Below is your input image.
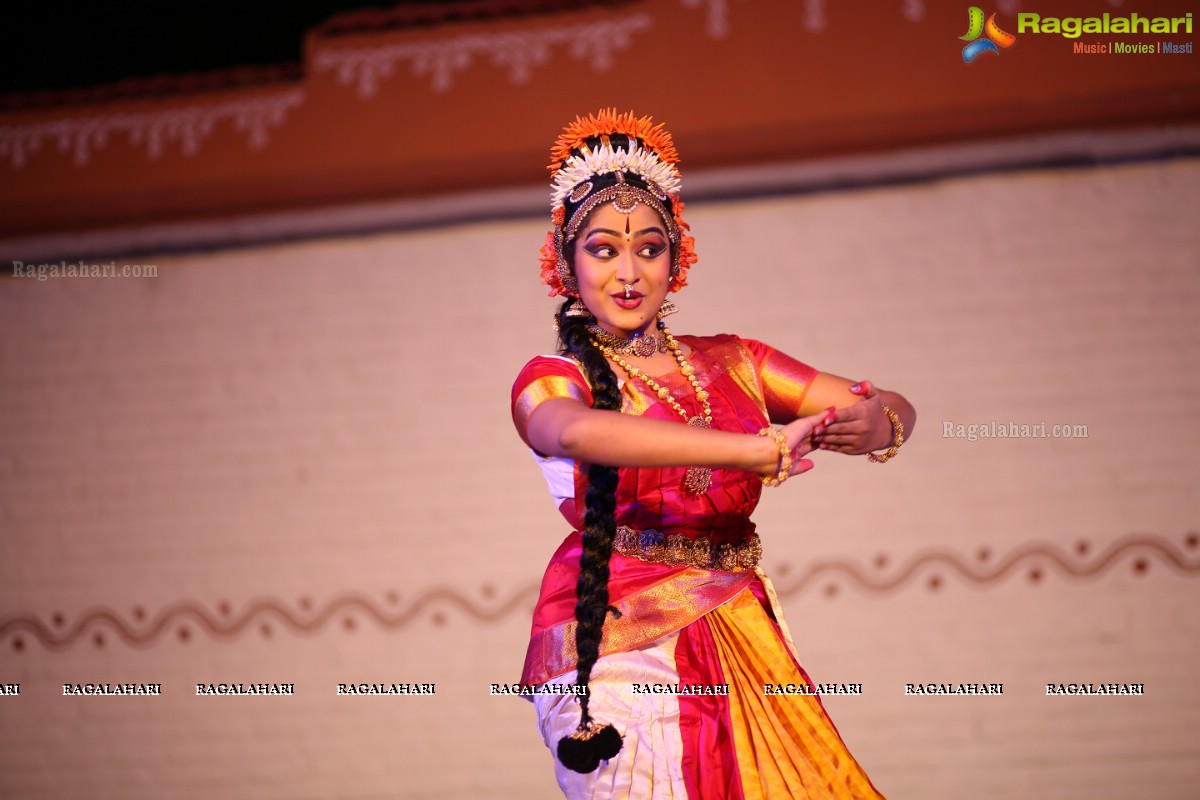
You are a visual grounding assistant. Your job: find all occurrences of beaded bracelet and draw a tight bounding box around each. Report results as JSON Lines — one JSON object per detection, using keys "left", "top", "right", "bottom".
{"left": 757, "top": 427, "right": 792, "bottom": 487}
{"left": 867, "top": 404, "right": 905, "bottom": 463}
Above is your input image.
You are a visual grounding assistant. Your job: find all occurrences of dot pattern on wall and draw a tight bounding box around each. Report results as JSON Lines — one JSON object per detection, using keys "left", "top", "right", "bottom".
{"left": 1, "top": 532, "right": 1195, "bottom": 652}
{"left": 774, "top": 532, "right": 1199, "bottom": 598}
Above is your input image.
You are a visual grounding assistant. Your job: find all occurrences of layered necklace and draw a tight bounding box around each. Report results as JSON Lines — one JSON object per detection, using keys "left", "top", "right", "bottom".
{"left": 586, "top": 321, "right": 667, "bottom": 358}
{"left": 592, "top": 323, "right": 713, "bottom": 495}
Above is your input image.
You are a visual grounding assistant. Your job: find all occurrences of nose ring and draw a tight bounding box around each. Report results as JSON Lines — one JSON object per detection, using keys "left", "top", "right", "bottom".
{"left": 624, "top": 283, "right": 633, "bottom": 298}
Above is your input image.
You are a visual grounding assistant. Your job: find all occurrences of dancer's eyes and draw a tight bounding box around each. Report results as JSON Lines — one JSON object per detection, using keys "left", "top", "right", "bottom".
{"left": 584, "top": 243, "right": 617, "bottom": 258}
{"left": 637, "top": 240, "right": 666, "bottom": 258}
{"left": 583, "top": 238, "right": 666, "bottom": 259}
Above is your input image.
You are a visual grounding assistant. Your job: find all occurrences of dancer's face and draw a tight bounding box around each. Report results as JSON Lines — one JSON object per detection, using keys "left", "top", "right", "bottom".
{"left": 572, "top": 203, "right": 672, "bottom": 338}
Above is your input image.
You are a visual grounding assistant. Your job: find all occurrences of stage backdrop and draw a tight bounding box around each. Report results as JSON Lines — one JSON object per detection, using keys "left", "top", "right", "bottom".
{"left": 2, "top": 152, "right": 1198, "bottom": 798}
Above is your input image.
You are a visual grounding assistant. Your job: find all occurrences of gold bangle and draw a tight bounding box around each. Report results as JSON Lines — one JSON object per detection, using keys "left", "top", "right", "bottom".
{"left": 757, "top": 427, "right": 792, "bottom": 487}
{"left": 867, "top": 404, "right": 905, "bottom": 463}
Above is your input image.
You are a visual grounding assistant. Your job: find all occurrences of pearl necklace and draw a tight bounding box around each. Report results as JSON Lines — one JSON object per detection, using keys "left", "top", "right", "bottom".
{"left": 593, "top": 325, "right": 713, "bottom": 495}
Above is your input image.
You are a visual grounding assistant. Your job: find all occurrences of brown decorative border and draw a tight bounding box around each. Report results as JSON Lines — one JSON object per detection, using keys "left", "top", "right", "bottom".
{"left": 313, "top": 0, "right": 637, "bottom": 37}
{"left": 0, "top": 65, "right": 302, "bottom": 113}
{"left": 2, "top": 533, "right": 1195, "bottom": 653}
{"left": 771, "top": 532, "right": 1200, "bottom": 598}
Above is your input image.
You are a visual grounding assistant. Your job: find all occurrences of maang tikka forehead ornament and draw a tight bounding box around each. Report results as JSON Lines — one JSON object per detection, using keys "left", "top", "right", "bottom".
{"left": 538, "top": 109, "right": 698, "bottom": 297}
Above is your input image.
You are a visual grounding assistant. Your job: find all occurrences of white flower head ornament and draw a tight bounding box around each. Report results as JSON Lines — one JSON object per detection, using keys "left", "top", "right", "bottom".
{"left": 550, "top": 141, "right": 682, "bottom": 209}
{"left": 538, "top": 109, "right": 698, "bottom": 298}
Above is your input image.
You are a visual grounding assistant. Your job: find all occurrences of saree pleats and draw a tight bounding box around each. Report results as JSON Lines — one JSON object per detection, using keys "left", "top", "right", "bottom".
{"left": 534, "top": 583, "right": 885, "bottom": 799}
{"left": 703, "top": 589, "right": 886, "bottom": 800}
{"left": 674, "top": 620, "right": 743, "bottom": 799}
{"left": 535, "top": 634, "right": 690, "bottom": 799}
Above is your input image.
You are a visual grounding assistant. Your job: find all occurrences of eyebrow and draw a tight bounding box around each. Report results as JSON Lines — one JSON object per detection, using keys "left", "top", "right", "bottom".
{"left": 583, "top": 227, "right": 666, "bottom": 238}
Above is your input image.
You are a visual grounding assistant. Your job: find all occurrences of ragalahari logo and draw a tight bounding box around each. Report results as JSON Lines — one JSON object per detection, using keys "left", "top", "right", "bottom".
{"left": 960, "top": 7, "right": 1017, "bottom": 62}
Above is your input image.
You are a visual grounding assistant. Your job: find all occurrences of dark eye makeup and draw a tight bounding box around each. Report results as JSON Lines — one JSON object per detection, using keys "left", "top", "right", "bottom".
{"left": 582, "top": 232, "right": 667, "bottom": 259}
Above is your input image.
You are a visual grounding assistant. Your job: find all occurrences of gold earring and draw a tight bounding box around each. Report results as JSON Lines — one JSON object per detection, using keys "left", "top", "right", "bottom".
{"left": 657, "top": 299, "right": 678, "bottom": 319}
{"left": 564, "top": 298, "right": 592, "bottom": 318}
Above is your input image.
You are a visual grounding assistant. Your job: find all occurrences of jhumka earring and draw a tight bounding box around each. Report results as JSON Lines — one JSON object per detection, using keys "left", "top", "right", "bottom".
{"left": 657, "top": 299, "right": 678, "bottom": 319}
{"left": 564, "top": 297, "right": 593, "bottom": 318}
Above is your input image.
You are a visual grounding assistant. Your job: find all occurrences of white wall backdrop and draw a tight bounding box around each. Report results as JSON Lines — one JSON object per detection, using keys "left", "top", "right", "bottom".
{"left": 1, "top": 155, "right": 1198, "bottom": 799}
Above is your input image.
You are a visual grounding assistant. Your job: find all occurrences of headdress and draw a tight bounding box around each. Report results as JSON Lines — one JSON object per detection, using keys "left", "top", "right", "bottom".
{"left": 538, "top": 109, "right": 698, "bottom": 297}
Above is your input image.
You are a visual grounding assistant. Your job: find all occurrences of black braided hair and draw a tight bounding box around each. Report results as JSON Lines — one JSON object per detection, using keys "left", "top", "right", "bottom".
{"left": 555, "top": 295, "right": 622, "bottom": 733}
{"left": 550, "top": 161, "right": 682, "bottom": 772}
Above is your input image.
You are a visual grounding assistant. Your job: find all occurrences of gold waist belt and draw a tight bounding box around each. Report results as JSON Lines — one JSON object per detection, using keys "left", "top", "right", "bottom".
{"left": 613, "top": 525, "right": 762, "bottom": 572}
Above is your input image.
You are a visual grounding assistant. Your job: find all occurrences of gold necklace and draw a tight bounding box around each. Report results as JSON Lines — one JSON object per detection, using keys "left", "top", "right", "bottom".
{"left": 586, "top": 321, "right": 668, "bottom": 358}
{"left": 594, "top": 325, "right": 713, "bottom": 495}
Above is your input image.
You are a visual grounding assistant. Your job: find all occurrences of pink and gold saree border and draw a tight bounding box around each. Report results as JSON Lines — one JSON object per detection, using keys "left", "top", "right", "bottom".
{"left": 522, "top": 566, "right": 756, "bottom": 686}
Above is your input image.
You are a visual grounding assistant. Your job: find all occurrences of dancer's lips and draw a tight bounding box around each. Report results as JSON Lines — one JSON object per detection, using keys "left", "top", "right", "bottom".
{"left": 612, "top": 292, "right": 643, "bottom": 310}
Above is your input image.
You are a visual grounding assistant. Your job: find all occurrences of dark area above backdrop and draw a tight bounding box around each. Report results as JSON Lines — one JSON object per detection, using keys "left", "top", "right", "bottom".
{"left": 2, "top": 0, "right": 625, "bottom": 107}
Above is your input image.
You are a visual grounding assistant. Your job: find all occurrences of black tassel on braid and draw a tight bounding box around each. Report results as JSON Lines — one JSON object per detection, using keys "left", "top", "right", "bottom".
{"left": 554, "top": 296, "right": 626, "bottom": 773}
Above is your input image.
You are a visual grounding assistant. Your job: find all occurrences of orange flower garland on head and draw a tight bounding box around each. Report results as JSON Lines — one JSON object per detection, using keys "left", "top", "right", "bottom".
{"left": 548, "top": 109, "right": 680, "bottom": 177}
{"left": 539, "top": 109, "right": 697, "bottom": 297}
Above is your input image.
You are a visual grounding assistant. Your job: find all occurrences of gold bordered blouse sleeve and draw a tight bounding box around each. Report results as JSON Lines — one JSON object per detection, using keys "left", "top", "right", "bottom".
{"left": 511, "top": 356, "right": 593, "bottom": 452}
{"left": 738, "top": 338, "right": 818, "bottom": 425}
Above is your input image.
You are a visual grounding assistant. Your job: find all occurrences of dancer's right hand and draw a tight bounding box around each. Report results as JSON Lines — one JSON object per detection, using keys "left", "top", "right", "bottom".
{"left": 777, "top": 406, "right": 838, "bottom": 478}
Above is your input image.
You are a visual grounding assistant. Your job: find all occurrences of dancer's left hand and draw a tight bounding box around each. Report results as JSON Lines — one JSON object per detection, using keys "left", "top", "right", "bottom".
{"left": 810, "top": 380, "right": 894, "bottom": 455}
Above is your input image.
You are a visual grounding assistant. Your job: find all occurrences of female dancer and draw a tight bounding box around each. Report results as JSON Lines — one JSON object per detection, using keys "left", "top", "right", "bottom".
{"left": 511, "top": 109, "right": 915, "bottom": 799}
